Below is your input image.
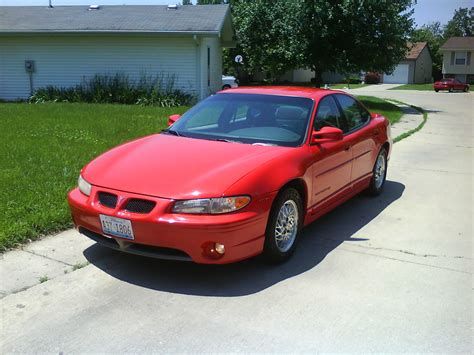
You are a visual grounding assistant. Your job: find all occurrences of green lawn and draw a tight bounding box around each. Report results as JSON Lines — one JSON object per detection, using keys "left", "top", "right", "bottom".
{"left": 0, "top": 96, "right": 402, "bottom": 250}
{"left": 356, "top": 96, "right": 403, "bottom": 125}
{"left": 243, "top": 82, "right": 370, "bottom": 90}
{"left": 389, "top": 83, "right": 434, "bottom": 91}
{"left": 328, "top": 83, "right": 370, "bottom": 90}
{"left": 0, "top": 103, "right": 189, "bottom": 251}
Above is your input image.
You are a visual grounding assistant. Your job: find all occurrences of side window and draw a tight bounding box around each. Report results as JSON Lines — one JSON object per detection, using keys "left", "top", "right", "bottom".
{"left": 314, "top": 96, "right": 344, "bottom": 131}
{"left": 335, "top": 94, "right": 370, "bottom": 132}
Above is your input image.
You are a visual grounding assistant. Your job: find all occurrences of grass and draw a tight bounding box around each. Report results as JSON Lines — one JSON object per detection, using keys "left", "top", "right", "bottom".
{"left": 328, "top": 83, "right": 370, "bottom": 90}
{"left": 0, "top": 95, "right": 403, "bottom": 251}
{"left": 382, "top": 100, "right": 428, "bottom": 143}
{"left": 356, "top": 96, "right": 403, "bottom": 125}
{"left": 242, "top": 82, "right": 371, "bottom": 90}
{"left": 389, "top": 83, "right": 434, "bottom": 91}
{"left": 0, "top": 103, "right": 189, "bottom": 251}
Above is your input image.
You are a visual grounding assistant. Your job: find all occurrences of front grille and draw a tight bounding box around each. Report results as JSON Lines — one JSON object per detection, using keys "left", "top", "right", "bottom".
{"left": 98, "top": 192, "right": 118, "bottom": 209}
{"left": 124, "top": 199, "right": 156, "bottom": 214}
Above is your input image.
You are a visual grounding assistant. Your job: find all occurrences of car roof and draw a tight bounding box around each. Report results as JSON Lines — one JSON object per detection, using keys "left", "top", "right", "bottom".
{"left": 218, "top": 86, "right": 345, "bottom": 100}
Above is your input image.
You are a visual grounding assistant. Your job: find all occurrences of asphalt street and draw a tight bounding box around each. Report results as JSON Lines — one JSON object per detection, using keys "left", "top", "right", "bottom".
{"left": 1, "top": 87, "right": 472, "bottom": 353}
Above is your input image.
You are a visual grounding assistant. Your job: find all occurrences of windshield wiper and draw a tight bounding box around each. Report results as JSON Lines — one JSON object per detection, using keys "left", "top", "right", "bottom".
{"left": 252, "top": 142, "right": 276, "bottom": 146}
{"left": 210, "top": 138, "right": 242, "bottom": 144}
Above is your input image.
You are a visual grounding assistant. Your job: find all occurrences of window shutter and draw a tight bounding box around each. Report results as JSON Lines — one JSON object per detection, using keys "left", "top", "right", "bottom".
{"left": 450, "top": 52, "right": 455, "bottom": 65}
{"left": 467, "top": 52, "right": 471, "bottom": 66}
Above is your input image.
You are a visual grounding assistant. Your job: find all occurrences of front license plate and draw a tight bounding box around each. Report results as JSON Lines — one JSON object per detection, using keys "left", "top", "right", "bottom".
{"left": 99, "top": 214, "right": 134, "bottom": 240}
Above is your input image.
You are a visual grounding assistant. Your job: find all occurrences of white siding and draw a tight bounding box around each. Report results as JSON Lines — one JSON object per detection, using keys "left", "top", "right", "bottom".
{"left": 198, "top": 36, "right": 222, "bottom": 100}
{"left": 0, "top": 35, "right": 199, "bottom": 100}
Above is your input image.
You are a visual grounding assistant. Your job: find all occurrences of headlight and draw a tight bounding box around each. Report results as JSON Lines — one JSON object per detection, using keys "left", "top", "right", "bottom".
{"left": 172, "top": 196, "right": 251, "bottom": 214}
{"left": 78, "top": 174, "right": 92, "bottom": 196}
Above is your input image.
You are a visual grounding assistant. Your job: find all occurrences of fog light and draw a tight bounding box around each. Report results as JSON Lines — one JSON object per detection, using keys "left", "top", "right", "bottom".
{"left": 215, "top": 243, "right": 225, "bottom": 255}
{"left": 202, "top": 242, "right": 225, "bottom": 259}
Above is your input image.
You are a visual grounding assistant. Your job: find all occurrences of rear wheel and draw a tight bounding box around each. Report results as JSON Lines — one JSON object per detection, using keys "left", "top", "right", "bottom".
{"left": 263, "top": 188, "right": 303, "bottom": 263}
{"left": 222, "top": 84, "right": 231, "bottom": 90}
{"left": 434, "top": 89, "right": 439, "bottom": 92}
{"left": 449, "top": 87, "right": 453, "bottom": 93}
{"left": 464, "top": 86, "right": 469, "bottom": 92}
{"left": 367, "top": 147, "right": 388, "bottom": 196}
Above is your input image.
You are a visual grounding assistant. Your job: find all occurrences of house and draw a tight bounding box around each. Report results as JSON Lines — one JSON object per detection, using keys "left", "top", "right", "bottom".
{"left": 0, "top": 5, "right": 235, "bottom": 101}
{"left": 439, "top": 37, "right": 474, "bottom": 84}
{"left": 382, "top": 42, "right": 432, "bottom": 84}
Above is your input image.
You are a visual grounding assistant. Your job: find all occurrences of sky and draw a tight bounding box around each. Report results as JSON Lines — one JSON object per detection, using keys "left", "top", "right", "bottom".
{"left": 0, "top": 0, "right": 472, "bottom": 28}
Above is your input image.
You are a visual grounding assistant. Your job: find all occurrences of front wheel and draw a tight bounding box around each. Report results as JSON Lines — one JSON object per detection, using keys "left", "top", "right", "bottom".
{"left": 464, "top": 87, "right": 469, "bottom": 92}
{"left": 434, "top": 89, "right": 439, "bottom": 92}
{"left": 367, "top": 147, "right": 388, "bottom": 196}
{"left": 449, "top": 87, "right": 453, "bottom": 93}
{"left": 263, "top": 188, "right": 303, "bottom": 263}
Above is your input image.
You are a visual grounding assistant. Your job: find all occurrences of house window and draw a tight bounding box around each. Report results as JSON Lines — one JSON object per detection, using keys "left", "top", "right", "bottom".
{"left": 455, "top": 51, "right": 467, "bottom": 65}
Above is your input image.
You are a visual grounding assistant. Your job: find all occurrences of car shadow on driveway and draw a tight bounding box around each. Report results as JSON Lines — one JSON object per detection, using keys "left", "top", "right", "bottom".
{"left": 84, "top": 181, "right": 405, "bottom": 297}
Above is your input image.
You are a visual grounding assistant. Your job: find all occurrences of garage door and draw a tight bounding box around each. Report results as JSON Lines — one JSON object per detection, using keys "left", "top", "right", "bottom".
{"left": 384, "top": 64, "right": 409, "bottom": 84}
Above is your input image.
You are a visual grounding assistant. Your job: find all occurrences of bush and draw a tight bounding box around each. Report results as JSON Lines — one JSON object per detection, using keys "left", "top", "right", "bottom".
{"left": 364, "top": 72, "right": 381, "bottom": 84}
{"left": 29, "top": 73, "right": 195, "bottom": 107}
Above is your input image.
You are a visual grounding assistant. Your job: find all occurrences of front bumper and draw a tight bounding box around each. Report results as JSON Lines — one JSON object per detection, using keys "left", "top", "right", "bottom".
{"left": 68, "top": 186, "right": 273, "bottom": 264}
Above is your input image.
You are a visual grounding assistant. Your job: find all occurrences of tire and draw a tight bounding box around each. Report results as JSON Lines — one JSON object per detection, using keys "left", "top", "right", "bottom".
{"left": 434, "top": 89, "right": 439, "bottom": 92}
{"left": 463, "top": 87, "right": 468, "bottom": 92}
{"left": 263, "top": 188, "right": 303, "bottom": 263}
{"left": 367, "top": 147, "right": 388, "bottom": 196}
{"left": 449, "top": 87, "right": 453, "bottom": 93}
{"left": 222, "top": 84, "right": 231, "bottom": 90}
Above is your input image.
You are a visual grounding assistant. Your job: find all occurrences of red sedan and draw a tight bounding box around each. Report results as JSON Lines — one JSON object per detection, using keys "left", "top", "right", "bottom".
{"left": 434, "top": 78, "right": 470, "bottom": 92}
{"left": 68, "top": 87, "right": 392, "bottom": 264}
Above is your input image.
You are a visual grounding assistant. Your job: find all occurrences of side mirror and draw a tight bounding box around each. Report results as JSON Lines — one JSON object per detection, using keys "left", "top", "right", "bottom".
{"left": 168, "top": 114, "right": 181, "bottom": 126}
{"left": 370, "top": 112, "right": 381, "bottom": 119}
{"left": 312, "top": 126, "right": 343, "bottom": 144}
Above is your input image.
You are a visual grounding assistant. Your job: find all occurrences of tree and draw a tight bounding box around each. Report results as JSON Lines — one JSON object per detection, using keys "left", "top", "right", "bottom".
{"left": 443, "top": 7, "right": 474, "bottom": 38}
{"left": 298, "top": 0, "right": 415, "bottom": 87}
{"left": 226, "top": 0, "right": 303, "bottom": 82}
{"left": 182, "top": 0, "right": 193, "bottom": 5}
{"left": 411, "top": 22, "right": 443, "bottom": 79}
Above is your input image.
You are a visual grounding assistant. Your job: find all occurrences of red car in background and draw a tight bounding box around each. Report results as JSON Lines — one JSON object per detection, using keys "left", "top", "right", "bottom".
{"left": 434, "top": 78, "right": 470, "bottom": 92}
{"left": 68, "top": 87, "right": 392, "bottom": 264}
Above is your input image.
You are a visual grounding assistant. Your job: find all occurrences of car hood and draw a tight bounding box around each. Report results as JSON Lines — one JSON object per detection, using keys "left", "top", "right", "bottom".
{"left": 83, "top": 134, "right": 288, "bottom": 199}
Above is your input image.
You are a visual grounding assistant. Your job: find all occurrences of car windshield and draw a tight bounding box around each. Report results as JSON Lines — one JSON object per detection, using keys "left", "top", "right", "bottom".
{"left": 168, "top": 93, "right": 314, "bottom": 147}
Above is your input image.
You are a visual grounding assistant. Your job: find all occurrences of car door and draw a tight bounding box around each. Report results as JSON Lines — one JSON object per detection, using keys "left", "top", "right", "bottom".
{"left": 310, "top": 95, "right": 352, "bottom": 208}
{"left": 454, "top": 79, "right": 464, "bottom": 90}
{"left": 334, "top": 94, "right": 375, "bottom": 186}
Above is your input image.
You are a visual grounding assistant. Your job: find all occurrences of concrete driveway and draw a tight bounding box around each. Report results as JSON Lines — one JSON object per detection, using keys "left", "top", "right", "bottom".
{"left": 1, "top": 89, "right": 472, "bottom": 353}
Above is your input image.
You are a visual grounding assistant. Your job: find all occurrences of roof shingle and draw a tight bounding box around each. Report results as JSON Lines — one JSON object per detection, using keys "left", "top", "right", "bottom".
{"left": 0, "top": 5, "right": 230, "bottom": 33}
{"left": 440, "top": 37, "right": 474, "bottom": 51}
{"left": 405, "top": 42, "right": 427, "bottom": 60}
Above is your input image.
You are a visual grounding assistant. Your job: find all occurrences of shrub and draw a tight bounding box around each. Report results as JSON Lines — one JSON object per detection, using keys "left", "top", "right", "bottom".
{"left": 365, "top": 72, "right": 381, "bottom": 84}
{"left": 29, "top": 73, "right": 195, "bottom": 107}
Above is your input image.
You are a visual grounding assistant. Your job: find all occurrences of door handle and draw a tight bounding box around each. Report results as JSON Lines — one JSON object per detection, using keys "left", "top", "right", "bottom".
{"left": 344, "top": 145, "right": 351, "bottom": 151}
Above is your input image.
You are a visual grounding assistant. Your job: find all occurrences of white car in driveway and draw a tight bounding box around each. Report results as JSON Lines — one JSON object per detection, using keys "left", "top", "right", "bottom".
{"left": 222, "top": 75, "right": 238, "bottom": 90}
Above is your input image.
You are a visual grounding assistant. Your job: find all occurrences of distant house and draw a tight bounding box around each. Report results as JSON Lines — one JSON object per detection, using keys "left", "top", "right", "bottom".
{"left": 439, "top": 37, "right": 474, "bottom": 84}
{"left": 273, "top": 42, "right": 432, "bottom": 85}
{"left": 382, "top": 42, "right": 432, "bottom": 84}
{"left": 0, "top": 5, "right": 235, "bottom": 101}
